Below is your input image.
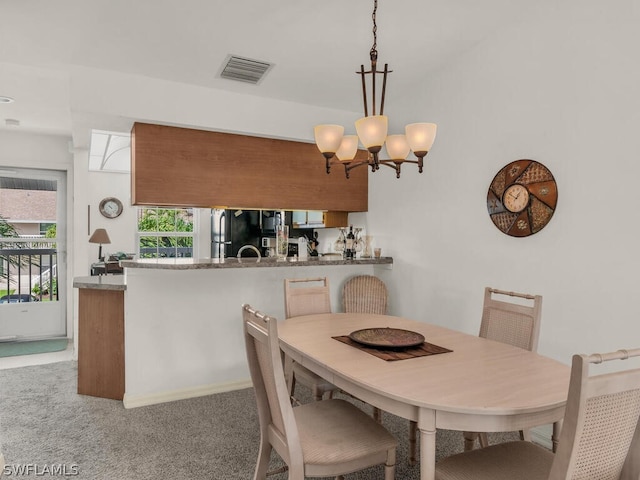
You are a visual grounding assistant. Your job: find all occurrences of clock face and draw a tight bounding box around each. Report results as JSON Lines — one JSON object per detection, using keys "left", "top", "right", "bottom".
{"left": 99, "top": 197, "right": 123, "bottom": 219}
{"left": 503, "top": 184, "right": 530, "bottom": 213}
{"left": 487, "top": 160, "right": 558, "bottom": 237}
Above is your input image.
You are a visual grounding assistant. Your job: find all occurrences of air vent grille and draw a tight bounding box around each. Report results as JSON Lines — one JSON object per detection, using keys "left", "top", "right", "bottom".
{"left": 220, "top": 55, "right": 272, "bottom": 84}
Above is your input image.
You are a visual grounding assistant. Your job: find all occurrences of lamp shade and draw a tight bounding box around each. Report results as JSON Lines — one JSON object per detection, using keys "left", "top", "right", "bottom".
{"left": 405, "top": 123, "right": 437, "bottom": 155}
{"left": 335, "top": 135, "right": 359, "bottom": 162}
{"left": 89, "top": 228, "right": 111, "bottom": 245}
{"left": 384, "top": 134, "right": 411, "bottom": 161}
{"left": 355, "top": 115, "right": 388, "bottom": 153}
{"left": 314, "top": 124, "right": 344, "bottom": 156}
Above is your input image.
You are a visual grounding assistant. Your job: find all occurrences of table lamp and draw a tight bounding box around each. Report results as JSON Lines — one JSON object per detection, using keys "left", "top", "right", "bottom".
{"left": 89, "top": 228, "right": 111, "bottom": 261}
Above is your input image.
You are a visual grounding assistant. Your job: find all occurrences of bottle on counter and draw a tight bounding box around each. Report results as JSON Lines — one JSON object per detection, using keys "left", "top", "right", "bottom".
{"left": 345, "top": 225, "right": 355, "bottom": 260}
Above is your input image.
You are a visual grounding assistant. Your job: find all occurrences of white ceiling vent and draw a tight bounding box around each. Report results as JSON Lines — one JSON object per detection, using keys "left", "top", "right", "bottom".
{"left": 219, "top": 55, "right": 273, "bottom": 84}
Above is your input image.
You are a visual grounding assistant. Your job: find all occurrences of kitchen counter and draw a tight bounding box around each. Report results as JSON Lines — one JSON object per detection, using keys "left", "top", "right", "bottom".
{"left": 73, "top": 275, "right": 127, "bottom": 290}
{"left": 74, "top": 255, "right": 393, "bottom": 408}
{"left": 120, "top": 256, "right": 392, "bottom": 270}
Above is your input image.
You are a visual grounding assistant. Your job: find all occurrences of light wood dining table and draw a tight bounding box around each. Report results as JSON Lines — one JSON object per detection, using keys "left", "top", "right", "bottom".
{"left": 278, "top": 313, "right": 570, "bottom": 480}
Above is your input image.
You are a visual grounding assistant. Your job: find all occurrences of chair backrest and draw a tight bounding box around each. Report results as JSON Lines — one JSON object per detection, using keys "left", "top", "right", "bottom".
{"left": 242, "top": 304, "right": 304, "bottom": 468}
{"left": 284, "top": 277, "right": 331, "bottom": 318}
{"left": 342, "top": 275, "right": 388, "bottom": 315}
{"left": 479, "top": 287, "right": 542, "bottom": 352}
{"left": 548, "top": 348, "right": 640, "bottom": 480}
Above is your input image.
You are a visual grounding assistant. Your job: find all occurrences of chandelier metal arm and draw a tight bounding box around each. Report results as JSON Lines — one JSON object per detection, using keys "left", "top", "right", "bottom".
{"left": 343, "top": 158, "right": 375, "bottom": 179}
{"left": 359, "top": 65, "right": 369, "bottom": 117}
{"left": 313, "top": 0, "right": 436, "bottom": 180}
{"left": 336, "top": 152, "right": 430, "bottom": 179}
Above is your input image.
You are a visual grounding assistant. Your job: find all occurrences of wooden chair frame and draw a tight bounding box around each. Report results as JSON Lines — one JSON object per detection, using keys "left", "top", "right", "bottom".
{"left": 284, "top": 277, "right": 331, "bottom": 319}
{"left": 463, "top": 287, "right": 543, "bottom": 451}
{"left": 242, "top": 304, "right": 397, "bottom": 480}
{"left": 283, "top": 277, "right": 335, "bottom": 402}
{"left": 435, "top": 347, "right": 640, "bottom": 480}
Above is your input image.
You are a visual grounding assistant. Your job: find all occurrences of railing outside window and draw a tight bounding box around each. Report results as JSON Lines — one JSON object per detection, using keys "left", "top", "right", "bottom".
{"left": 0, "top": 238, "right": 58, "bottom": 303}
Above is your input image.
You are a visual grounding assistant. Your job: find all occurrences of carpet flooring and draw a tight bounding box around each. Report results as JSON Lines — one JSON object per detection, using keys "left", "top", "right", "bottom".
{"left": 0, "top": 361, "right": 519, "bottom": 479}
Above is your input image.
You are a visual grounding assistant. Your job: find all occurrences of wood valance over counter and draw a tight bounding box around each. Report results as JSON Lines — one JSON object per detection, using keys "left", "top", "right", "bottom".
{"left": 131, "top": 122, "right": 368, "bottom": 212}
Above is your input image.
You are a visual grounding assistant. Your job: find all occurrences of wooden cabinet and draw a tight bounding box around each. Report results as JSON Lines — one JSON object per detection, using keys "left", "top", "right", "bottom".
{"left": 292, "top": 210, "right": 348, "bottom": 228}
{"left": 323, "top": 211, "right": 348, "bottom": 227}
{"left": 77, "top": 288, "right": 125, "bottom": 400}
{"left": 131, "top": 122, "right": 368, "bottom": 212}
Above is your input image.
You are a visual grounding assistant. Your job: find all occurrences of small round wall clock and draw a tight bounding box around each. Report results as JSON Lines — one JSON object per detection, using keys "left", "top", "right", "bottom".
{"left": 99, "top": 197, "right": 124, "bottom": 219}
{"left": 487, "top": 160, "right": 558, "bottom": 237}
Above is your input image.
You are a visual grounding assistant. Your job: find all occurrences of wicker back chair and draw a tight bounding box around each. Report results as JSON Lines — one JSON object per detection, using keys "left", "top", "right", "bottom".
{"left": 284, "top": 277, "right": 332, "bottom": 318}
{"left": 479, "top": 287, "right": 542, "bottom": 352}
{"left": 342, "top": 275, "right": 388, "bottom": 315}
{"left": 242, "top": 304, "right": 397, "bottom": 480}
{"left": 283, "top": 278, "right": 336, "bottom": 401}
{"left": 461, "top": 288, "right": 543, "bottom": 451}
{"left": 435, "top": 347, "right": 640, "bottom": 480}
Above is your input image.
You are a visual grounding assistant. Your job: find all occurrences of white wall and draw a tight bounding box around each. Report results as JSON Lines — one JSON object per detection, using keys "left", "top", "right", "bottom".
{"left": 365, "top": 0, "right": 640, "bottom": 365}
{"left": 7, "top": 0, "right": 639, "bottom": 374}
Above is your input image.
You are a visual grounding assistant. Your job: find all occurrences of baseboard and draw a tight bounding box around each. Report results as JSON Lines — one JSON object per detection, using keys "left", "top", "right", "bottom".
{"left": 530, "top": 424, "right": 553, "bottom": 449}
{"left": 123, "top": 378, "right": 253, "bottom": 409}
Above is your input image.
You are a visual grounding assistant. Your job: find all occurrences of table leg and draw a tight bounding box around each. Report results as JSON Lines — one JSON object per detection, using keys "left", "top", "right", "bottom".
{"left": 552, "top": 420, "right": 563, "bottom": 453}
{"left": 418, "top": 409, "right": 437, "bottom": 480}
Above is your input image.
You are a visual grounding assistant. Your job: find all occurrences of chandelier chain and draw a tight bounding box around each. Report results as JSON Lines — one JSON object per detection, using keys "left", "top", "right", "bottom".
{"left": 370, "top": 0, "right": 378, "bottom": 62}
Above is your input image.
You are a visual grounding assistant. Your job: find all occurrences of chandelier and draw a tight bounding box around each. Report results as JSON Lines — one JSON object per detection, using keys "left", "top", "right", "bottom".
{"left": 314, "top": 0, "right": 437, "bottom": 179}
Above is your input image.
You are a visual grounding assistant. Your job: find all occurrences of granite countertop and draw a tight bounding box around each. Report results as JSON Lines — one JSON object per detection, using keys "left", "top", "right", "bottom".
{"left": 120, "top": 256, "right": 393, "bottom": 270}
{"left": 73, "top": 275, "right": 127, "bottom": 290}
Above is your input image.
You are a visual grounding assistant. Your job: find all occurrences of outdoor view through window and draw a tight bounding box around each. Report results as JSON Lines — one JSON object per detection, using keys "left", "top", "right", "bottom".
{"left": 0, "top": 176, "right": 58, "bottom": 305}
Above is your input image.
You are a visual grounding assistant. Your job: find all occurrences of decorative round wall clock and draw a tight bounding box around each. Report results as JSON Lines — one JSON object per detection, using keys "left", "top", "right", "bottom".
{"left": 487, "top": 159, "right": 558, "bottom": 237}
{"left": 99, "top": 197, "right": 124, "bottom": 219}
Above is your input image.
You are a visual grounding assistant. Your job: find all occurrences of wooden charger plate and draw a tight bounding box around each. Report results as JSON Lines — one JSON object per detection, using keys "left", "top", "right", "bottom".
{"left": 349, "top": 327, "right": 425, "bottom": 349}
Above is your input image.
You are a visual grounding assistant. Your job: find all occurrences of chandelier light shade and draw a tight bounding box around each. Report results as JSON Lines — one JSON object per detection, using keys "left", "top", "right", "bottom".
{"left": 314, "top": 0, "right": 437, "bottom": 179}
{"left": 314, "top": 124, "right": 344, "bottom": 152}
{"left": 336, "top": 135, "right": 359, "bottom": 162}
{"left": 355, "top": 115, "right": 388, "bottom": 154}
{"left": 314, "top": 124, "right": 345, "bottom": 173}
{"left": 385, "top": 134, "right": 411, "bottom": 161}
{"left": 406, "top": 123, "right": 437, "bottom": 155}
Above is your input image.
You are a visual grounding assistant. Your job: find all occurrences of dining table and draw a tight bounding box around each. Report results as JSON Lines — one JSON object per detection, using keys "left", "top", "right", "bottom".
{"left": 277, "top": 312, "right": 571, "bottom": 480}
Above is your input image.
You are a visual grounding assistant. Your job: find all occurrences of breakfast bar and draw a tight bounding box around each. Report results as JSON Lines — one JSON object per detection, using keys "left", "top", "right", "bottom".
{"left": 74, "top": 256, "right": 392, "bottom": 408}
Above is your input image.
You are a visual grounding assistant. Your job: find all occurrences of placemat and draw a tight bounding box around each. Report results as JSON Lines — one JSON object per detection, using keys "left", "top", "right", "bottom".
{"left": 332, "top": 335, "right": 452, "bottom": 361}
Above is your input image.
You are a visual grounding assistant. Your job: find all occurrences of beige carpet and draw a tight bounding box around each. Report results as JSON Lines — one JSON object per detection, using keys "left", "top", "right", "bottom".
{"left": 0, "top": 361, "right": 520, "bottom": 479}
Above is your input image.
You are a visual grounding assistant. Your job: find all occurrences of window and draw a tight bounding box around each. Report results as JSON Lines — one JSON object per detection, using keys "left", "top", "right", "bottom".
{"left": 40, "top": 223, "right": 56, "bottom": 236}
{"left": 137, "top": 207, "right": 194, "bottom": 258}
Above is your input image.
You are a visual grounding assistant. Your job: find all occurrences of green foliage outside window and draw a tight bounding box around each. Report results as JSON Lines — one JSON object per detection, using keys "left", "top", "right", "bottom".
{"left": 137, "top": 208, "right": 194, "bottom": 258}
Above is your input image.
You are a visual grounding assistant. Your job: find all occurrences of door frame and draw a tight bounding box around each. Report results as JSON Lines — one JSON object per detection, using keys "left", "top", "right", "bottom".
{"left": 0, "top": 167, "right": 67, "bottom": 340}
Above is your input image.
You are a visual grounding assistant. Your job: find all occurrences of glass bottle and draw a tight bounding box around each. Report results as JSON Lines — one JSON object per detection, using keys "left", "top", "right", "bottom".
{"left": 345, "top": 225, "right": 355, "bottom": 260}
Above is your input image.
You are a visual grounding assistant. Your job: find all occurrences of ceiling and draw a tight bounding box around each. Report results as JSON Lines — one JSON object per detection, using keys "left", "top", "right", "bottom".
{"left": 0, "top": 0, "right": 543, "bottom": 140}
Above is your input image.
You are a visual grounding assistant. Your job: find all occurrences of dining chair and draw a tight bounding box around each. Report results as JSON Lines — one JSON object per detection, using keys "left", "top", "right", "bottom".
{"left": 242, "top": 304, "right": 397, "bottom": 480}
{"left": 405, "top": 287, "right": 543, "bottom": 464}
{"left": 283, "top": 277, "right": 336, "bottom": 401}
{"left": 435, "top": 347, "right": 640, "bottom": 480}
{"left": 462, "top": 287, "right": 543, "bottom": 451}
{"left": 342, "top": 274, "right": 388, "bottom": 315}
{"left": 342, "top": 276, "right": 387, "bottom": 428}
{"left": 284, "top": 277, "right": 332, "bottom": 318}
